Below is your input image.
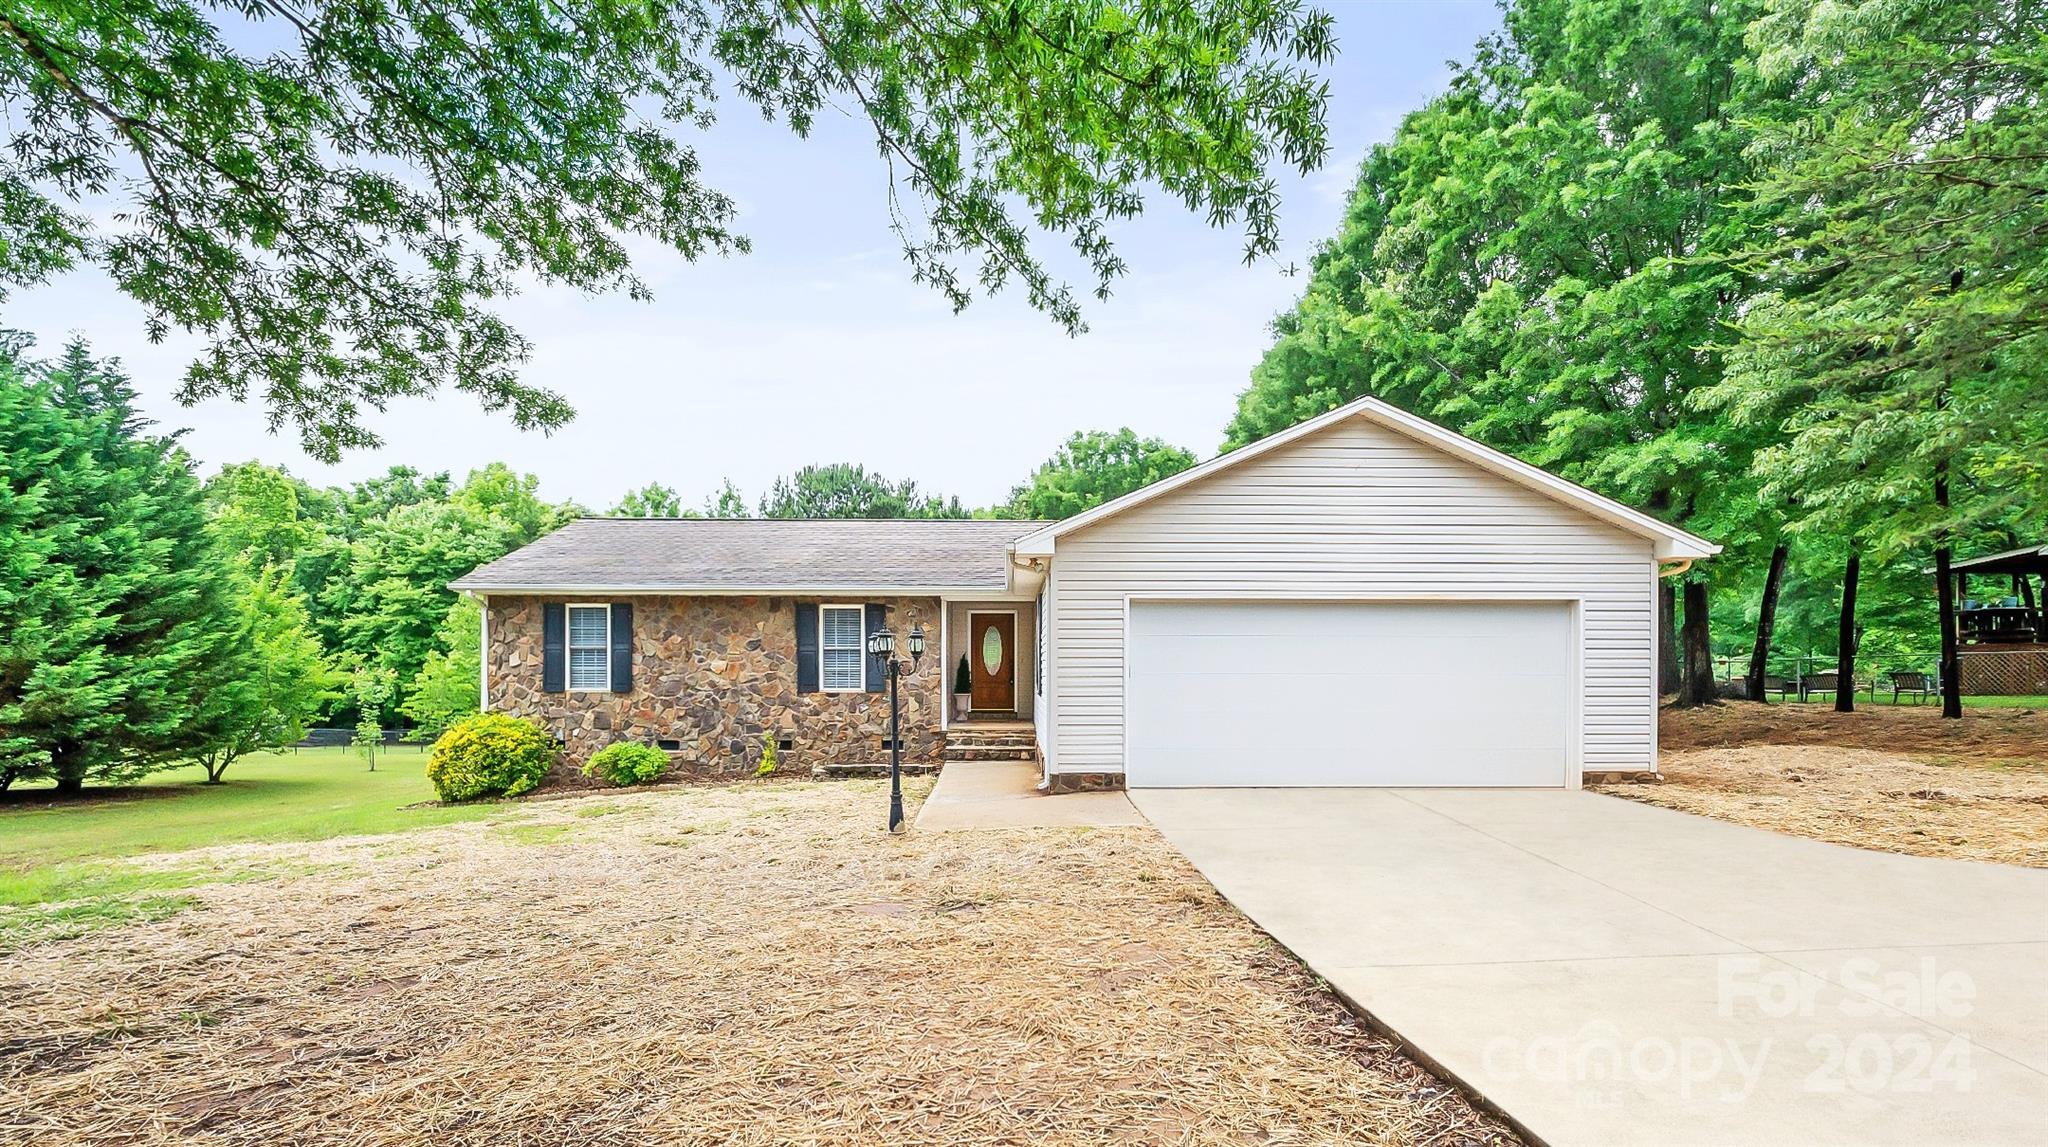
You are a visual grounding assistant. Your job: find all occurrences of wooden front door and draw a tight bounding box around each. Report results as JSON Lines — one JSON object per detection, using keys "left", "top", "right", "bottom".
{"left": 968, "top": 612, "right": 1015, "bottom": 711}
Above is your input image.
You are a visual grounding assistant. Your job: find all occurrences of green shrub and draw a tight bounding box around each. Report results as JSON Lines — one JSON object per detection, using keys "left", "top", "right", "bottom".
{"left": 427, "top": 713, "right": 555, "bottom": 802}
{"left": 756, "top": 731, "right": 778, "bottom": 778}
{"left": 955, "top": 653, "right": 972, "bottom": 695}
{"left": 583, "top": 741, "right": 670, "bottom": 787}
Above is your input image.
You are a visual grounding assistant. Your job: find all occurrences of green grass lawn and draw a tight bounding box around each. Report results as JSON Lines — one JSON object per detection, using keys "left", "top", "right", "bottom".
{"left": 1776, "top": 693, "right": 2047, "bottom": 708}
{"left": 0, "top": 747, "right": 505, "bottom": 869}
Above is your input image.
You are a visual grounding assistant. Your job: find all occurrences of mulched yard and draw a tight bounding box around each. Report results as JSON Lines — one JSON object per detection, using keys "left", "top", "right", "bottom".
{"left": 1594, "top": 703, "right": 2048, "bottom": 867}
{"left": 0, "top": 779, "right": 1515, "bottom": 1146}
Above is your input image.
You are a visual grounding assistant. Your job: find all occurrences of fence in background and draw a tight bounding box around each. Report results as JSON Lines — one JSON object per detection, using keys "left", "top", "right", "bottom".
{"left": 293, "top": 727, "right": 430, "bottom": 751}
{"left": 1710, "top": 655, "right": 1942, "bottom": 701}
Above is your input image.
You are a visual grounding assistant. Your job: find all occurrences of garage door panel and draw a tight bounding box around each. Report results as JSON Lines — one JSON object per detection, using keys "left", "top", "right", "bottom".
{"left": 1129, "top": 679, "right": 1566, "bottom": 751}
{"left": 1134, "top": 639, "right": 1564, "bottom": 681}
{"left": 1133, "top": 746, "right": 1568, "bottom": 789}
{"left": 1127, "top": 601, "right": 1571, "bottom": 788}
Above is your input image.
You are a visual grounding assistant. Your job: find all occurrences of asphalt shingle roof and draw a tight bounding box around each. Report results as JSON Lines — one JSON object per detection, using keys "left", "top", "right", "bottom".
{"left": 449, "top": 518, "right": 1047, "bottom": 593}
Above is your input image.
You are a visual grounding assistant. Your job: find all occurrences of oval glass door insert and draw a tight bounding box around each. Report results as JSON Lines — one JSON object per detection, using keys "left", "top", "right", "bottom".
{"left": 980, "top": 625, "right": 1004, "bottom": 675}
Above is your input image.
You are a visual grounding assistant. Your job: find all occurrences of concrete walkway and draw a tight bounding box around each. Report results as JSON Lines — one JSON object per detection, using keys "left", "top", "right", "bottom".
{"left": 914, "top": 761, "right": 1145, "bottom": 830}
{"left": 1132, "top": 788, "right": 2048, "bottom": 1147}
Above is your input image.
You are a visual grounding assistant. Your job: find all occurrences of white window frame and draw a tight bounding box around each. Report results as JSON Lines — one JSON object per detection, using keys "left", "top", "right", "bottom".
{"left": 566, "top": 602, "right": 612, "bottom": 692}
{"left": 819, "top": 603, "right": 866, "bottom": 693}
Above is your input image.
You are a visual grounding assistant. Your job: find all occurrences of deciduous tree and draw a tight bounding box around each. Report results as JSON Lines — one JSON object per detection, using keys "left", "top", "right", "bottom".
{"left": 611, "top": 483, "right": 688, "bottom": 518}
{"left": 1007, "top": 429, "right": 1197, "bottom": 520}
{"left": 400, "top": 596, "right": 483, "bottom": 741}
{"left": 190, "top": 567, "right": 340, "bottom": 782}
{"left": 0, "top": 0, "right": 1333, "bottom": 456}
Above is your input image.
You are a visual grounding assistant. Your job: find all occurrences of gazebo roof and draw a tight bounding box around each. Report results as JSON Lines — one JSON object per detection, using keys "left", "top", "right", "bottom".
{"left": 1950, "top": 543, "right": 2048, "bottom": 577}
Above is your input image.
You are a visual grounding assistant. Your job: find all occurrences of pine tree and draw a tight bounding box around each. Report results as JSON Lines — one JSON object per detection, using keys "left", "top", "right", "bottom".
{"left": 0, "top": 340, "right": 247, "bottom": 792}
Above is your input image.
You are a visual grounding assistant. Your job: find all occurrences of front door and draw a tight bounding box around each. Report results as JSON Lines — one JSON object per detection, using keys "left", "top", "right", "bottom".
{"left": 968, "top": 612, "right": 1015, "bottom": 711}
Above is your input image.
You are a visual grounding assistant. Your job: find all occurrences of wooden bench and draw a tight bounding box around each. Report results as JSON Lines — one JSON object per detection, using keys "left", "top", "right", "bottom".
{"left": 1799, "top": 672, "right": 1841, "bottom": 702}
{"left": 1884, "top": 671, "right": 1935, "bottom": 705}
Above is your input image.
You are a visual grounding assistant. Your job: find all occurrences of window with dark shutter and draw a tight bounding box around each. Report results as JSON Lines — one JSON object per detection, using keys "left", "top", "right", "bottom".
{"left": 820, "top": 604, "right": 865, "bottom": 691}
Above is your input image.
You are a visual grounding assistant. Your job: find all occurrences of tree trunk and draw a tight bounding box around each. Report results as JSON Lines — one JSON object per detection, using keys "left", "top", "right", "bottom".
{"left": 2018, "top": 574, "right": 2041, "bottom": 637}
{"left": 1747, "top": 543, "right": 1789, "bottom": 703}
{"left": 1836, "top": 550, "right": 1860, "bottom": 713}
{"left": 1935, "top": 547, "right": 1964, "bottom": 718}
{"left": 1934, "top": 465, "right": 1964, "bottom": 719}
{"left": 1675, "top": 579, "right": 1717, "bottom": 708}
{"left": 1658, "top": 581, "right": 1681, "bottom": 696}
{"left": 51, "top": 738, "right": 85, "bottom": 795}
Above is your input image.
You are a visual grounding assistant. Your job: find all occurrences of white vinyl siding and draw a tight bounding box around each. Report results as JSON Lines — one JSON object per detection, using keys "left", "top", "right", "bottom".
{"left": 567, "top": 604, "right": 610, "bottom": 691}
{"left": 1045, "top": 415, "right": 1657, "bottom": 779}
{"left": 820, "top": 605, "right": 865, "bottom": 692}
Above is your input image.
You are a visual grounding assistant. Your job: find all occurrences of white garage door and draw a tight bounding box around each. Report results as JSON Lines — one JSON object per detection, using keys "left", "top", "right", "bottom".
{"left": 1126, "top": 601, "right": 1573, "bottom": 788}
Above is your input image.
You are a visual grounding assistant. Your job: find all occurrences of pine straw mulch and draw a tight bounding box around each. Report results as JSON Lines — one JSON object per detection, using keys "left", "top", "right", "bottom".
{"left": 1592, "top": 704, "right": 2048, "bottom": 867}
{"left": 0, "top": 779, "right": 1515, "bottom": 1147}
{"left": 1657, "top": 698, "right": 2048, "bottom": 761}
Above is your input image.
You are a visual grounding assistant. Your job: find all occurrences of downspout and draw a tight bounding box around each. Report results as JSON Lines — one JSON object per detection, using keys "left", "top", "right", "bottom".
{"left": 1006, "top": 546, "right": 1053, "bottom": 790}
{"left": 474, "top": 591, "right": 489, "bottom": 712}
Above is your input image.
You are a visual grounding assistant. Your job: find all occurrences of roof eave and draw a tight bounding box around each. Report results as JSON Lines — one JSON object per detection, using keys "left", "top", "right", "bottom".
{"left": 446, "top": 582, "right": 1015, "bottom": 597}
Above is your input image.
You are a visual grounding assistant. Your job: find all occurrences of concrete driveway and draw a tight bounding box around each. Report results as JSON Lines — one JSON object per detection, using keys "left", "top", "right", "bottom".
{"left": 1132, "top": 789, "right": 2048, "bottom": 1147}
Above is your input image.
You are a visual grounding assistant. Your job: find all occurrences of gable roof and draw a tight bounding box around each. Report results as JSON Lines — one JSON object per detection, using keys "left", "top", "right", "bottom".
{"left": 1011, "top": 395, "right": 1720, "bottom": 561}
{"left": 450, "top": 518, "right": 1047, "bottom": 595}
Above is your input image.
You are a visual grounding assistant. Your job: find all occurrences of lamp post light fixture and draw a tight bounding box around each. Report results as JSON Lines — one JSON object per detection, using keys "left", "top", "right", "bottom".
{"left": 867, "top": 622, "right": 926, "bottom": 834}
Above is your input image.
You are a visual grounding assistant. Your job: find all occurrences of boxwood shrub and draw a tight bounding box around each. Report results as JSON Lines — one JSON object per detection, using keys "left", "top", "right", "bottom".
{"left": 427, "top": 713, "right": 555, "bottom": 802}
{"left": 583, "top": 741, "right": 670, "bottom": 786}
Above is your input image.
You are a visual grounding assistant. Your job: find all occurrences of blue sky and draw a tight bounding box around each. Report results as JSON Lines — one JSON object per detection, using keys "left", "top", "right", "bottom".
{"left": 2, "top": 1, "right": 1503, "bottom": 512}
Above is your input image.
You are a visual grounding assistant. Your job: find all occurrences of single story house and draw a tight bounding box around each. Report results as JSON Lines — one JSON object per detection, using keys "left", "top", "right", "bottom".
{"left": 450, "top": 395, "right": 1717, "bottom": 790}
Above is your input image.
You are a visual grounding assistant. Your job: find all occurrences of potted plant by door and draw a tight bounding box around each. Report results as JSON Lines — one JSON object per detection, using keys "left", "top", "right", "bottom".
{"left": 954, "top": 653, "right": 972, "bottom": 719}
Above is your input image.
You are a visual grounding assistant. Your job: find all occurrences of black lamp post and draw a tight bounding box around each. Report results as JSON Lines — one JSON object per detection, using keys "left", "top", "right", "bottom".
{"left": 867, "top": 621, "right": 926, "bottom": 834}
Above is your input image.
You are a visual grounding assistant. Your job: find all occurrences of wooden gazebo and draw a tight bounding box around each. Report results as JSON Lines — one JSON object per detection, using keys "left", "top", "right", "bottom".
{"left": 1942, "top": 543, "right": 2048, "bottom": 696}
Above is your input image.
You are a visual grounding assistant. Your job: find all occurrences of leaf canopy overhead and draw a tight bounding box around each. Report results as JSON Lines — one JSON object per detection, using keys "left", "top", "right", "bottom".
{"left": 0, "top": 0, "right": 1334, "bottom": 458}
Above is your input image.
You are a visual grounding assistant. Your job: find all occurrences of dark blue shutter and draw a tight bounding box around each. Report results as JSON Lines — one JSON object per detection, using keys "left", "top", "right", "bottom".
{"left": 864, "top": 604, "right": 887, "bottom": 693}
{"left": 795, "top": 603, "right": 819, "bottom": 693}
{"left": 609, "top": 601, "right": 633, "bottom": 693}
{"left": 541, "top": 602, "right": 566, "bottom": 693}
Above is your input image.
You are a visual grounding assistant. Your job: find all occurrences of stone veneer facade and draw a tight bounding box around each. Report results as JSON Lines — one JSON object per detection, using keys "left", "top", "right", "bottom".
{"left": 485, "top": 595, "right": 944, "bottom": 780}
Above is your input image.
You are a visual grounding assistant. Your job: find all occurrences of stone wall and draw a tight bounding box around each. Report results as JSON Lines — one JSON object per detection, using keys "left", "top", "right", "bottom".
{"left": 486, "top": 595, "right": 944, "bottom": 780}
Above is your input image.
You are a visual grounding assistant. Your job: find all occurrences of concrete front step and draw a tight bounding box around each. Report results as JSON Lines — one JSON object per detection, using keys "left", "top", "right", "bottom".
{"left": 810, "top": 761, "right": 942, "bottom": 779}
{"left": 943, "top": 748, "right": 1040, "bottom": 762}
{"left": 945, "top": 737, "right": 1037, "bottom": 750}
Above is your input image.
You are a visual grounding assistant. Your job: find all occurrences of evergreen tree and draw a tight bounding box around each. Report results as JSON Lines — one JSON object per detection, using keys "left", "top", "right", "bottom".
{"left": 759, "top": 464, "right": 967, "bottom": 519}
{"left": 0, "top": 340, "right": 245, "bottom": 792}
